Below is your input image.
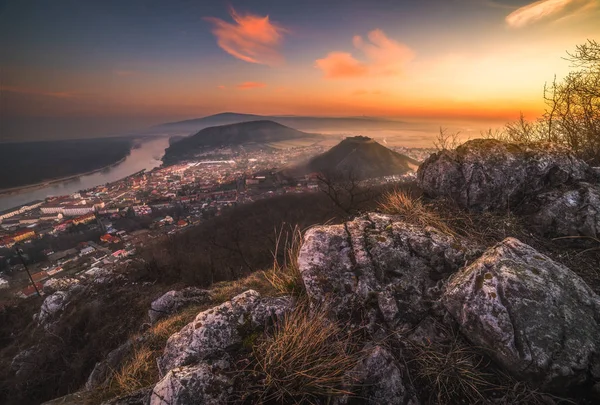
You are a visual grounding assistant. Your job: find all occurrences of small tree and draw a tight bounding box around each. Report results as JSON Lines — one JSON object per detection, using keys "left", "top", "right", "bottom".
{"left": 501, "top": 40, "right": 600, "bottom": 164}
{"left": 317, "top": 167, "right": 373, "bottom": 216}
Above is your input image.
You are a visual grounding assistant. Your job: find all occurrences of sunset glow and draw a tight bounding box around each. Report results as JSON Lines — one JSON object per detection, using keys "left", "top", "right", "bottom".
{"left": 1, "top": 0, "right": 599, "bottom": 140}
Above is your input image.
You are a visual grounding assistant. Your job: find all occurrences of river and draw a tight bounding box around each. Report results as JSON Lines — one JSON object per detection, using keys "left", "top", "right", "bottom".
{"left": 0, "top": 136, "right": 170, "bottom": 212}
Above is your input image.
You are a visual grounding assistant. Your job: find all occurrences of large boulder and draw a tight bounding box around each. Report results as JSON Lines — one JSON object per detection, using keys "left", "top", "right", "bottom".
{"left": 149, "top": 287, "right": 212, "bottom": 325}
{"left": 336, "top": 345, "right": 420, "bottom": 405}
{"left": 150, "top": 361, "right": 232, "bottom": 405}
{"left": 298, "top": 214, "right": 475, "bottom": 330}
{"left": 35, "top": 285, "right": 83, "bottom": 329}
{"left": 417, "top": 139, "right": 593, "bottom": 211}
{"left": 526, "top": 182, "right": 600, "bottom": 238}
{"left": 443, "top": 237, "right": 600, "bottom": 389}
{"left": 157, "top": 290, "right": 292, "bottom": 376}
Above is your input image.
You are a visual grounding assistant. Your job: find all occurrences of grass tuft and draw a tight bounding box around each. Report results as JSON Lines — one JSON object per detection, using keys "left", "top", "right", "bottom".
{"left": 379, "top": 189, "right": 457, "bottom": 236}
{"left": 250, "top": 302, "right": 362, "bottom": 404}
{"left": 265, "top": 224, "right": 306, "bottom": 297}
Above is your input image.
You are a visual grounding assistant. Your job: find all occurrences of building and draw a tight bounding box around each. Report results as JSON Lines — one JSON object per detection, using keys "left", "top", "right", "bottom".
{"left": 0, "top": 237, "right": 15, "bottom": 248}
{"left": 73, "top": 213, "right": 96, "bottom": 225}
{"left": 0, "top": 200, "right": 43, "bottom": 222}
{"left": 12, "top": 229, "right": 36, "bottom": 242}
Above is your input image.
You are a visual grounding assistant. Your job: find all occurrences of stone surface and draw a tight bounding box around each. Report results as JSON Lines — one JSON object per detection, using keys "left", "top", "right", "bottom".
{"left": 86, "top": 340, "right": 134, "bottom": 390}
{"left": 526, "top": 182, "right": 600, "bottom": 238}
{"left": 42, "top": 278, "right": 80, "bottom": 295}
{"left": 150, "top": 362, "right": 232, "bottom": 405}
{"left": 149, "top": 287, "right": 212, "bottom": 325}
{"left": 443, "top": 237, "right": 600, "bottom": 389}
{"left": 298, "top": 213, "right": 474, "bottom": 329}
{"left": 157, "top": 290, "right": 292, "bottom": 376}
{"left": 417, "top": 139, "right": 593, "bottom": 211}
{"left": 337, "top": 346, "right": 419, "bottom": 405}
{"left": 102, "top": 387, "right": 152, "bottom": 405}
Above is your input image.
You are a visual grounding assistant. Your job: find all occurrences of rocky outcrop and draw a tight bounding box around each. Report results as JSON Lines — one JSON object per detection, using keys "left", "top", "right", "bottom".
{"left": 526, "top": 182, "right": 600, "bottom": 238}
{"left": 336, "top": 346, "right": 419, "bottom": 405}
{"left": 443, "top": 237, "right": 600, "bottom": 389}
{"left": 34, "top": 284, "right": 84, "bottom": 329}
{"left": 298, "top": 213, "right": 476, "bottom": 330}
{"left": 42, "top": 277, "right": 80, "bottom": 295}
{"left": 417, "top": 139, "right": 593, "bottom": 211}
{"left": 149, "top": 287, "right": 212, "bottom": 325}
{"left": 157, "top": 290, "right": 292, "bottom": 376}
{"left": 150, "top": 361, "right": 232, "bottom": 405}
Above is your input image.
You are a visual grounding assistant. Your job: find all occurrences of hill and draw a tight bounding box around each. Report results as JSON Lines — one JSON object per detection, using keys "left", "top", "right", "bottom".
{"left": 284, "top": 136, "right": 419, "bottom": 180}
{"left": 162, "top": 120, "right": 322, "bottom": 164}
{"left": 152, "top": 112, "right": 407, "bottom": 136}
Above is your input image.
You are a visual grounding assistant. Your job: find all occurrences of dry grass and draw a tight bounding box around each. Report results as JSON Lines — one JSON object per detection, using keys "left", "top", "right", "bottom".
{"left": 109, "top": 346, "right": 157, "bottom": 395}
{"left": 407, "top": 334, "right": 496, "bottom": 404}
{"left": 211, "top": 270, "right": 277, "bottom": 304}
{"left": 265, "top": 224, "right": 306, "bottom": 297}
{"left": 250, "top": 302, "right": 363, "bottom": 404}
{"left": 403, "top": 324, "right": 577, "bottom": 405}
{"left": 379, "top": 189, "right": 458, "bottom": 237}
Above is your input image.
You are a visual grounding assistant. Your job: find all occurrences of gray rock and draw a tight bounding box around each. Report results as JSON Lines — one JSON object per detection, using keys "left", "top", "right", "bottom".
{"left": 42, "top": 277, "right": 80, "bottom": 295}
{"left": 86, "top": 340, "right": 135, "bottom": 390}
{"left": 443, "top": 237, "right": 600, "bottom": 389}
{"left": 417, "top": 139, "right": 593, "bottom": 211}
{"left": 337, "top": 346, "right": 420, "bottom": 405}
{"left": 298, "top": 214, "right": 474, "bottom": 329}
{"left": 11, "top": 347, "right": 40, "bottom": 378}
{"left": 526, "top": 182, "right": 600, "bottom": 238}
{"left": 157, "top": 290, "right": 292, "bottom": 376}
{"left": 149, "top": 287, "right": 212, "bottom": 325}
{"left": 150, "top": 362, "right": 232, "bottom": 405}
{"left": 102, "top": 387, "right": 152, "bottom": 405}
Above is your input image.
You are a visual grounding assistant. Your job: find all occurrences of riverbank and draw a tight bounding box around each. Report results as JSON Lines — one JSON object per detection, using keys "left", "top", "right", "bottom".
{"left": 0, "top": 156, "right": 129, "bottom": 198}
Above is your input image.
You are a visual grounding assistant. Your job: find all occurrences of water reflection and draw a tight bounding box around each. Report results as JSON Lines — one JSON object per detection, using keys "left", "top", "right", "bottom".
{"left": 0, "top": 137, "right": 170, "bottom": 211}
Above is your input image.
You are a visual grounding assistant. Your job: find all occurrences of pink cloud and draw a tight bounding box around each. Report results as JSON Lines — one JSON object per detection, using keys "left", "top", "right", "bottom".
{"left": 315, "top": 29, "right": 414, "bottom": 79}
{"left": 205, "top": 7, "right": 287, "bottom": 66}
{"left": 236, "top": 81, "right": 267, "bottom": 90}
{"left": 217, "top": 85, "right": 226, "bottom": 90}
{"left": 505, "top": 0, "right": 595, "bottom": 28}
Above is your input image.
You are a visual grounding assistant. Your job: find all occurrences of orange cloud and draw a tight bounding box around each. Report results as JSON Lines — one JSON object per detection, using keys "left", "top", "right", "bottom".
{"left": 315, "top": 29, "right": 414, "bottom": 79}
{"left": 505, "top": 0, "right": 595, "bottom": 28}
{"left": 236, "top": 81, "right": 267, "bottom": 90}
{"left": 217, "top": 85, "right": 226, "bottom": 90}
{"left": 205, "top": 7, "right": 287, "bottom": 66}
{"left": 0, "top": 86, "right": 77, "bottom": 98}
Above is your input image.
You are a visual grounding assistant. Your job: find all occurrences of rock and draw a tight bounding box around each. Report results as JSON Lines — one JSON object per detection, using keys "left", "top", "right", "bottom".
{"left": 0, "top": 277, "right": 9, "bottom": 290}
{"left": 336, "top": 346, "right": 420, "bottom": 405}
{"left": 11, "top": 347, "right": 40, "bottom": 378}
{"left": 157, "top": 290, "right": 292, "bottom": 376}
{"left": 150, "top": 362, "right": 232, "bottom": 405}
{"left": 417, "top": 139, "right": 593, "bottom": 211}
{"left": 149, "top": 287, "right": 212, "bottom": 325}
{"left": 298, "top": 214, "right": 474, "bottom": 330}
{"left": 86, "top": 340, "right": 134, "bottom": 390}
{"left": 42, "top": 277, "right": 80, "bottom": 295}
{"left": 526, "top": 182, "right": 600, "bottom": 238}
{"left": 102, "top": 387, "right": 152, "bottom": 405}
{"left": 443, "top": 237, "right": 600, "bottom": 389}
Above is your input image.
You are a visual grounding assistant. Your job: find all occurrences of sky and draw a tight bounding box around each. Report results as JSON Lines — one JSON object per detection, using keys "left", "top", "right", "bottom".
{"left": 1, "top": 0, "right": 599, "bottom": 141}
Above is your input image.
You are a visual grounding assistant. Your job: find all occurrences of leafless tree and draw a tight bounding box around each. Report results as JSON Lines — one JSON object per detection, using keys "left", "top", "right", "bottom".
{"left": 317, "top": 167, "right": 374, "bottom": 215}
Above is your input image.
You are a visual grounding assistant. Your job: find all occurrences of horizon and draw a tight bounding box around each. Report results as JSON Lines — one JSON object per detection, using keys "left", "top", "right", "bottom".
{"left": 1, "top": 0, "right": 599, "bottom": 141}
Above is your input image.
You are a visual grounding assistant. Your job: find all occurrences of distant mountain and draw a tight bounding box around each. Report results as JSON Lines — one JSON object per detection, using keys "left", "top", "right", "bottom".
{"left": 162, "top": 120, "right": 322, "bottom": 164}
{"left": 284, "top": 136, "right": 419, "bottom": 180}
{"left": 152, "top": 112, "right": 407, "bottom": 136}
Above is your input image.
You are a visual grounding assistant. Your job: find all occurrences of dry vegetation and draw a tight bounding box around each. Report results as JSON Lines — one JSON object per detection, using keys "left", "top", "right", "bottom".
{"left": 265, "top": 224, "right": 306, "bottom": 297}
{"left": 249, "top": 302, "right": 363, "bottom": 404}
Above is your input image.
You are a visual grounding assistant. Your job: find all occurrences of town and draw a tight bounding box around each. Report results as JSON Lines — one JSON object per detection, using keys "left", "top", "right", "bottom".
{"left": 0, "top": 143, "right": 433, "bottom": 299}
